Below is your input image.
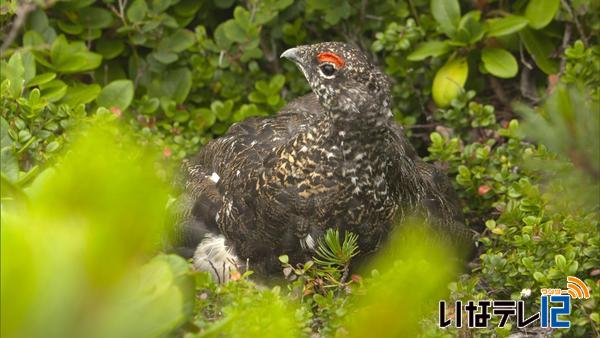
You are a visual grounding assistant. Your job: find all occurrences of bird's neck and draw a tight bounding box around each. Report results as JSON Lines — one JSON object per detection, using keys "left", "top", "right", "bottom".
{"left": 321, "top": 88, "right": 392, "bottom": 131}
{"left": 310, "top": 110, "right": 391, "bottom": 150}
{"left": 326, "top": 101, "right": 392, "bottom": 135}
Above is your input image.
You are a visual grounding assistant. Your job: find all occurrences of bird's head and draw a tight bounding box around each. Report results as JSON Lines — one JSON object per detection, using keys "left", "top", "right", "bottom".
{"left": 281, "top": 42, "right": 391, "bottom": 121}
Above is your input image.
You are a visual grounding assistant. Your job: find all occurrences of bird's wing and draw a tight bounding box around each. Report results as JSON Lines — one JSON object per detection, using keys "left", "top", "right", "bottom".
{"left": 167, "top": 93, "right": 322, "bottom": 257}
{"left": 385, "top": 121, "right": 473, "bottom": 250}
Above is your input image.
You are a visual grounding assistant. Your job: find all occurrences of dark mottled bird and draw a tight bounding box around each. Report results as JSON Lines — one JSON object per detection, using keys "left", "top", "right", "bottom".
{"left": 168, "top": 42, "right": 472, "bottom": 281}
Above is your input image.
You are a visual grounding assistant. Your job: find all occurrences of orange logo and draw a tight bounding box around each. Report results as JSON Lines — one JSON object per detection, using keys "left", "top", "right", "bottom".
{"left": 540, "top": 276, "right": 591, "bottom": 299}
{"left": 564, "top": 276, "right": 590, "bottom": 299}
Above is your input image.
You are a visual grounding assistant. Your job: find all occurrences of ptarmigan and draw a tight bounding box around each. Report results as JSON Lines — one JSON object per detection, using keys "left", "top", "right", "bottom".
{"left": 168, "top": 42, "right": 472, "bottom": 281}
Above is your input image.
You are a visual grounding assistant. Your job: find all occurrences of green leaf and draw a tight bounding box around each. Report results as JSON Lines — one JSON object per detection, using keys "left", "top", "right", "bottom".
{"left": 57, "top": 20, "right": 84, "bottom": 35}
{"left": 151, "top": 0, "right": 173, "bottom": 13}
{"left": 232, "top": 6, "right": 251, "bottom": 30}
{"left": 55, "top": 0, "right": 95, "bottom": 9}
{"left": 270, "top": 74, "right": 285, "bottom": 91}
{"left": 1, "top": 117, "right": 12, "bottom": 149}
{"left": 430, "top": 0, "right": 461, "bottom": 37}
{"left": 21, "top": 52, "right": 36, "bottom": 83}
{"left": 211, "top": 100, "right": 234, "bottom": 121}
{"left": 27, "top": 8, "right": 49, "bottom": 33}
{"left": 96, "top": 39, "right": 125, "bottom": 60}
{"left": 519, "top": 28, "right": 559, "bottom": 74}
{"left": 455, "top": 10, "right": 484, "bottom": 44}
{"left": 213, "top": 23, "right": 233, "bottom": 50}
{"left": 39, "top": 79, "right": 67, "bottom": 102}
{"left": 60, "top": 83, "right": 101, "bottom": 107}
{"left": 96, "top": 80, "right": 134, "bottom": 111}
{"left": 554, "top": 254, "right": 567, "bottom": 269}
{"left": 152, "top": 50, "right": 178, "bottom": 64}
{"left": 95, "top": 254, "right": 194, "bottom": 337}
{"left": 149, "top": 68, "right": 192, "bottom": 104}
{"left": 191, "top": 108, "right": 215, "bottom": 129}
{"left": 525, "top": 0, "right": 560, "bottom": 29}
{"left": 407, "top": 41, "right": 452, "bottom": 61}
{"left": 50, "top": 35, "right": 102, "bottom": 73}
{"left": 278, "top": 255, "right": 289, "bottom": 264}
{"left": 432, "top": 57, "right": 468, "bottom": 108}
{"left": 222, "top": 20, "right": 246, "bottom": 43}
{"left": 481, "top": 48, "right": 518, "bottom": 78}
{"left": 127, "top": 0, "right": 148, "bottom": 22}
{"left": 486, "top": 15, "right": 529, "bottom": 37}
{"left": 139, "top": 97, "right": 160, "bottom": 115}
{"left": 2, "top": 52, "right": 25, "bottom": 98}
{"left": 23, "top": 31, "right": 45, "bottom": 47}
{"left": 173, "top": 0, "right": 202, "bottom": 17}
{"left": 78, "top": 7, "right": 114, "bottom": 29}
{"left": 79, "top": 28, "right": 102, "bottom": 41}
{"left": 26, "top": 73, "right": 56, "bottom": 87}
{"left": 46, "top": 141, "right": 60, "bottom": 153}
{"left": 164, "top": 29, "right": 195, "bottom": 52}
{"left": 1, "top": 147, "right": 19, "bottom": 182}
{"left": 306, "top": 0, "right": 351, "bottom": 25}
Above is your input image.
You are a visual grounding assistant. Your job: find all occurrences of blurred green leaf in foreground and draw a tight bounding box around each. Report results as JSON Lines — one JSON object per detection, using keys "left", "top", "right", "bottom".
{"left": 1, "top": 122, "right": 194, "bottom": 338}
{"left": 346, "top": 221, "right": 459, "bottom": 338}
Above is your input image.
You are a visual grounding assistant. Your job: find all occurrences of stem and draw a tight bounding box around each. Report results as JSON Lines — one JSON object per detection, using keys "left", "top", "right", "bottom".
{"left": 489, "top": 77, "right": 509, "bottom": 107}
{"left": 560, "top": 0, "right": 588, "bottom": 47}
{"left": 17, "top": 136, "right": 36, "bottom": 154}
{"left": 558, "top": 23, "right": 572, "bottom": 78}
{"left": 407, "top": 0, "right": 420, "bottom": 26}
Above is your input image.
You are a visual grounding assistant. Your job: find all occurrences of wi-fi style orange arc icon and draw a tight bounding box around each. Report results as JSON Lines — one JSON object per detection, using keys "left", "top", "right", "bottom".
{"left": 564, "top": 276, "right": 591, "bottom": 299}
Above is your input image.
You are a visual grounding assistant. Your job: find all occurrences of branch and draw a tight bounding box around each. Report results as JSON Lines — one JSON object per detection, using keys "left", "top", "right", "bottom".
{"left": 489, "top": 77, "right": 509, "bottom": 107}
{"left": 407, "top": 0, "right": 421, "bottom": 26}
{"left": 1, "top": 1, "right": 36, "bottom": 54}
{"left": 520, "top": 66, "right": 539, "bottom": 103}
{"left": 560, "top": 0, "right": 588, "bottom": 47}
{"left": 558, "top": 23, "right": 572, "bottom": 78}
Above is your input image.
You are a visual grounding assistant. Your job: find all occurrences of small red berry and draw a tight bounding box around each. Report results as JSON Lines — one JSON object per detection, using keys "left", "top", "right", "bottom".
{"left": 110, "top": 107, "right": 122, "bottom": 117}
{"left": 478, "top": 185, "right": 492, "bottom": 196}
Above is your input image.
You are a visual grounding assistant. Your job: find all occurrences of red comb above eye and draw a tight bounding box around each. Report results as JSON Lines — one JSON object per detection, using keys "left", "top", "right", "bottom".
{"left": 317, "top": 52, "right": 345, "bottom": 68}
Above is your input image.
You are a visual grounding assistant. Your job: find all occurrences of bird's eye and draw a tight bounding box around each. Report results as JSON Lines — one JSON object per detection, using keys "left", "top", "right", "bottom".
{"left": 319, "top": 63, "right": 336, "bottom": 77}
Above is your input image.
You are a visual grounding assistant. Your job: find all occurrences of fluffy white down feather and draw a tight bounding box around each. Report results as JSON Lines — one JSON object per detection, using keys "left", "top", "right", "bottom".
{"left": 192, "top": 235, "right": 241, "bottom": 283}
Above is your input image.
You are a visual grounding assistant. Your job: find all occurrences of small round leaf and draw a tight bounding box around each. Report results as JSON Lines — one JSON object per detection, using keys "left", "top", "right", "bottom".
{"left": 481, "top": 48, "right": 518, "bottom": 78}
{"left": 96, "top": 80, "right": 134, "bottom": 111}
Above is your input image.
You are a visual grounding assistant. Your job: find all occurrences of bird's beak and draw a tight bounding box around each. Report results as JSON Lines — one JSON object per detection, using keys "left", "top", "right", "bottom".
{"left": 280, "top": 47, "right": 301, "bottom": 64}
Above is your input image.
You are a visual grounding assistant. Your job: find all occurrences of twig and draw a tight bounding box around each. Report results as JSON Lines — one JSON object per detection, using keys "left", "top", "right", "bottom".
{"left": 360, "top": 0, "right": 368, "bottom": 24}
{"left": 489, "top": 77, "right": 509, "bottom": 107}
{"left": 405, "top": 123, "right": 438, "bottom": 129}
{"left": 208, "top": 260, "right": 222, "bottom": 284}
{"left": 519, "top": 42, "right": 533, "bottom": 70}
{"left": 108, "top": 4, "right": 127, "bottom": 26}
{"left": 520, "top": 66, "right": 539, "bottom": 103}
{"left": 1, "top": 1, "right": 36, "bottom": 54}
{"left": 364, "top": 14, "right": 383, "bottom": 21}
{"left": 560, "top": 0, "right": 588, "bottom": 47}
{"left": 558, "top": 23, "right": 572, "bottom": 78}
{"left": 118, "top": 0, "right": 128, "bottom": 20}
{"left": 407, "top": 0, "right": 421, "bottom": 26}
